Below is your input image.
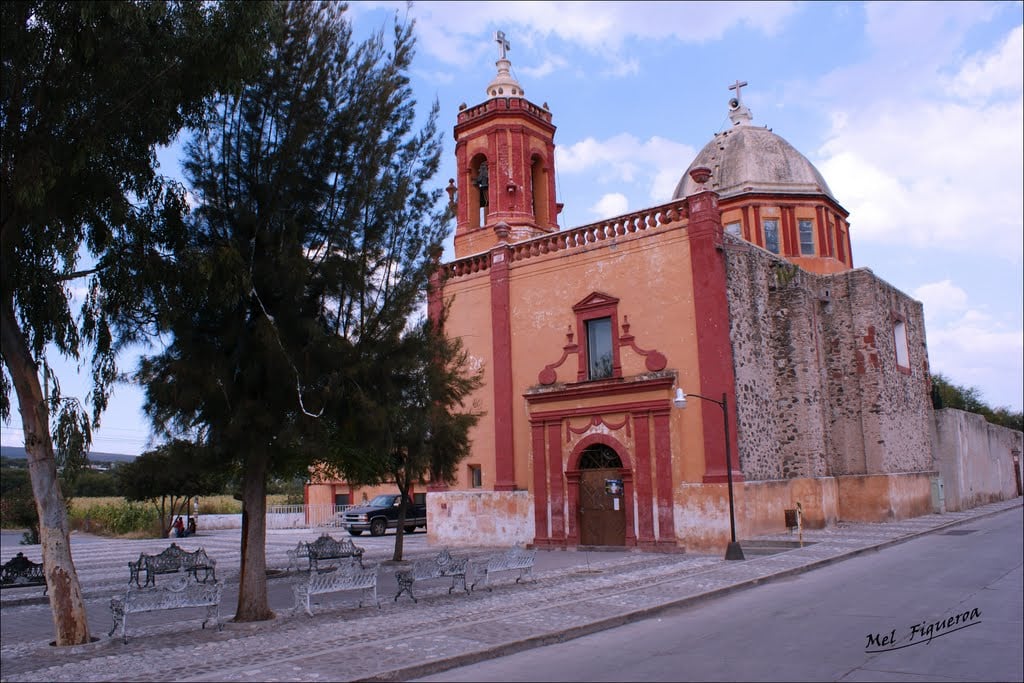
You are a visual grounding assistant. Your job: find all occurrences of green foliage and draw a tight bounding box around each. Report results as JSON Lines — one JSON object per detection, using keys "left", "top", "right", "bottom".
{"left": 0, "top": 467, "right": 74, "bottom": 542}
{"left": 71, "top": 469, "right": 122, "bottom": 498}
{"left": 68, "top": 499, "right": 159, "bottom": 536}
{"left": 116, "top": 440, "right": 227, "bottom": 535}
{"left": 135, "top": 2, "right": 449, "bottom": 581}
{"left": 931, "top": 373, "right": 1023, "bottom": 431}
{"left": 330, "top": 311, "right": 483, "bottom": 559}
{"left": 1, "top": 0, "right": 274, "bottom": 427}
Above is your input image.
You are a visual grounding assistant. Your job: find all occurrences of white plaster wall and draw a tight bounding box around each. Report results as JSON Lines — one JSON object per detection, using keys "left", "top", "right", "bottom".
{"left": 193, "top": 513, "right": 306, "bottom": 530}
{"left": 933, "top": 409, "right": 1022, "bottom": 511}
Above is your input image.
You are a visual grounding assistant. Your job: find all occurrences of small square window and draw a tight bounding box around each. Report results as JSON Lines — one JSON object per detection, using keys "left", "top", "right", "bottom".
{"left": 725, "top": 221, "right": 741, "bottom": 237}
{"left": 413, "top": 492, "right": 426, "bottom": 506}
{"left": 798, "top": 219, "right": 815, "bottom": 255}
{"left": 469, "top": 465, "right": 482, "bottom": 488}
{"left": 763, "top": 219, "right": 780, "bottom": 254}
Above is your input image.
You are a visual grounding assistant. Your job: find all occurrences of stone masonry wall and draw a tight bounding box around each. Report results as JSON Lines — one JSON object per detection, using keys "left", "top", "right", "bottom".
{"left": 723, "top": 235, "right": 933, "bottom": 481}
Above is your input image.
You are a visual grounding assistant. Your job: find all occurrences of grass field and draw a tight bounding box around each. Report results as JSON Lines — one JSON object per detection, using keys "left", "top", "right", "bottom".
{"left": 60, "top": 494, "right": 292, "bottom": 537}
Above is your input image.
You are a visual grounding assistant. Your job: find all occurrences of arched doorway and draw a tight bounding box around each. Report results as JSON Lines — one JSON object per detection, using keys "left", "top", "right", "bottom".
{"left": 577, "top": 444, "right": 626, "bottom": 546}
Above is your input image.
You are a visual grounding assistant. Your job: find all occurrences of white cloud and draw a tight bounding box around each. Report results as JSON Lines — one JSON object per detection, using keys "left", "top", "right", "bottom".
{"left": 592, "top": 193, "right": 629, "bottom": 218}
{"left": 911, "top": 278, "right": 1024, "bottom": 409}
{"left": 556, "top": 134, "right": 696, "bottom": 208}
{"left": 354, "top": 1, "right": 800, "bottom": 70}
{"left": 912, "top": 280, "right": 969, "bottom": 318}
{"left": 815, "top": 16, "right": 1024, "bottom": 260}
{"left": 945, "top": 24, "right": 1024, "bottom": 99}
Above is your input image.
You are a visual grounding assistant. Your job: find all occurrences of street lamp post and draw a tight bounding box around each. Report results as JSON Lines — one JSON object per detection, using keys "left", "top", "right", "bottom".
{"left": 674, "top": 388, "right": 745, "bottom": 560}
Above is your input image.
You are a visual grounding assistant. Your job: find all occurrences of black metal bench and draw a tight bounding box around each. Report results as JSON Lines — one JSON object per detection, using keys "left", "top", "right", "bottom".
{"left": 128, "top": 543, "right": 217, "bottom": 588}
{"left": 394, "top": 548, "right": 469, "bottom": 603}
{"left": 109, "top": 573, "right": 222, "bottom": 643}
{"left": 0, "top": 552, "right": 47, "bottom": 595}
{"left": 287, "top": 534, "right": 365, "bottom": 572}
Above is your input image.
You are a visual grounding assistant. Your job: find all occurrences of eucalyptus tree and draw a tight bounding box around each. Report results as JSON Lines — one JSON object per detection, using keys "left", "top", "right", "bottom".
{"left": 0, "top": 0, "right": 271, "bottom": 645}
{"left": 136, "top": 2, "right": 448, "bottom": 620}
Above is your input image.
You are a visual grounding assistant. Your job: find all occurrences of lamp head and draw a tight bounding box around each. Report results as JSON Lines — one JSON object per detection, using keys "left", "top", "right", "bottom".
{"left": 673, "top": 388, "right": 687, "bottom": 409}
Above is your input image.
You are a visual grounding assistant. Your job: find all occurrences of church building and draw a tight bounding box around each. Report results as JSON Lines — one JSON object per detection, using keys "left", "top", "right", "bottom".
{"left": 310, "top": 34, "right": 938, "bottom": 553}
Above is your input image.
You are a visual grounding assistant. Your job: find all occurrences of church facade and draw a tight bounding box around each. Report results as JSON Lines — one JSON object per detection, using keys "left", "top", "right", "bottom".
{"left": 309, "top": 38, "right": 939, "bottom": 552}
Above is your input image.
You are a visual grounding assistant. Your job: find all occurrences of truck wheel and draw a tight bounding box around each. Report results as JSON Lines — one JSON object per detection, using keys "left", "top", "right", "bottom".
{"left": 349, "top": 529, "right": 363, "bottom": 536}
{"left": 370, "top": 518, "right": 387, "bottom": 537}
{"left": 404, "top": 525, "right": 416, "bottom": 534}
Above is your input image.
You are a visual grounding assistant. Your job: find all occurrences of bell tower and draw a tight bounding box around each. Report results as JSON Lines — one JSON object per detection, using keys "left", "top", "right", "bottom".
{"left": 451, "top": 31, "right": 560, "bottom": 258}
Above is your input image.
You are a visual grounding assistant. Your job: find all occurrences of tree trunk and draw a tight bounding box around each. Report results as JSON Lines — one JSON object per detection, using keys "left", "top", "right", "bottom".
{"left": 234, "top": 450, "right": 273, "bottom": 621}
{"left": 0, "top": 299, "right": 91, "bottom": 646}
{"left": 393, "top": 485, "right": 407, "bottom": 562}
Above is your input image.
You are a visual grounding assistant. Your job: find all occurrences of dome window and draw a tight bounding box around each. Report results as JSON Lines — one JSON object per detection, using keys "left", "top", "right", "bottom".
{"left": 799, "top": 219, "right": 815, "bottom": 256}
{"left": 763, "top": 219, "right": 780, "bottom": 254}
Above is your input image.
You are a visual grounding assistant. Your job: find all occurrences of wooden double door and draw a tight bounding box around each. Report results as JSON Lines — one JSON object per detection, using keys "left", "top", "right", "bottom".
{"left": 578, "top": 467, "right": 626, "bottom": 546}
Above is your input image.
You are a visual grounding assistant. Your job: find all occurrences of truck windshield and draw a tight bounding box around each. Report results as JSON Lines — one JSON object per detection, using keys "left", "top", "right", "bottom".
{"left": 369, "top": 495, "right": 398, "bottom": 507}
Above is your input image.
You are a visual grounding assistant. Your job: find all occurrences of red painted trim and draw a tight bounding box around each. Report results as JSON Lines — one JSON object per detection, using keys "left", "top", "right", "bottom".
{"left": 686, "top": 189, "right": 742, "bottom": 485}
{"left": 531, "top": 422, "right": 549, "bottom": 545}
{"left": 815, "top": 206, "right": 828, "bottom": 257}
{"left": 525, "top": 375, "right": 676, "bottom": 408}
{"left": 529, "top": 398, "right": 672, "bottom": 422}
{"left": 752, "top": 205, "right": 763, "bottom": 247}
{"left": 783, "top": 207, "right": 798, "bottom": 257}
{"left": 652, "top": 409, "right": 676, "bottom": 542}
{"left": 836, "top": 220, "right": 846, "bottom": 263}
{"left": 490, "top": 245, "right": 516, "bottom": 490}
{"left": 632, "top": 412, "right": 656, "bottom": 544}
{"left": 741, "top": 205, "right": 752, "bottom": 242}
{"left": 547, "top": 422, "right": 565, "bottom": 540}
{"left": 564, "top": 470, "right": 580, "bottom": 545}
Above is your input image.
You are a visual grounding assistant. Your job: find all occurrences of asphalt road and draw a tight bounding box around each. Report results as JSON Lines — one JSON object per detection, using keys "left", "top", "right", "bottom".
{"left": 417, "top": 507, "right": 1024, "bottom": 682}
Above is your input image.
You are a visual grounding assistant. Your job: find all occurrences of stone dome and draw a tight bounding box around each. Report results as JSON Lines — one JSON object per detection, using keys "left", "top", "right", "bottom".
{"left": 673, "top": 121, "right": 835, "bottom": 202}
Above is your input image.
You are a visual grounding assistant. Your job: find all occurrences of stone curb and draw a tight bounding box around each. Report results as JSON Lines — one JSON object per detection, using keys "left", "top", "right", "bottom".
{"left": 356, "top": 500, "right": 1024, "bottom": 682}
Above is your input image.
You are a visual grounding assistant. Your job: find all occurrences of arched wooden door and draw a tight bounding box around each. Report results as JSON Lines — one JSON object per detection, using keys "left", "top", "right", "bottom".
{"left": 578, "top": 445, "right": 626, "bottom": 546}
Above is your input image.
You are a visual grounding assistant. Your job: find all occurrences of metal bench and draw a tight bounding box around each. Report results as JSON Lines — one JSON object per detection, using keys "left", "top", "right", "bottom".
{"left": 287, "top": 534, "right": 365, "bottom": 573}
{"left": 394, "top": 548, "right": 469, "bottom": 603}
{"left": 0, "top": 552, "right": 47, "bottom": 595}
{"left": 469, "top": 546, "right": 537, "bottom": 592}
{"left": 109, "top": 573, "right": 223, "bottom": 643}
{"left": 291, "top": 561, "right": 380, "bottom": 616}
{"left": 128, "top": 543, "right": 216, "bottom": 588}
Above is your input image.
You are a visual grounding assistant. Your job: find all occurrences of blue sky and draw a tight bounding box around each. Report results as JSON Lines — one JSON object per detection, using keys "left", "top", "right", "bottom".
{"left": 4, "top": 1, "right": 1020, "bottom": 456}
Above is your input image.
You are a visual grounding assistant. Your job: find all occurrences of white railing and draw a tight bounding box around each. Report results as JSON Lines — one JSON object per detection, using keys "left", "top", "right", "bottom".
{"left": 199, "top": 504, "right": 355, "bottom": 530}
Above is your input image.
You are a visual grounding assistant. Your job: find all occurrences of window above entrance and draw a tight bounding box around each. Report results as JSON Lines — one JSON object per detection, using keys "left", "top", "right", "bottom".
{"left": 573, "top": 292, "right": 622, "bottom": 382}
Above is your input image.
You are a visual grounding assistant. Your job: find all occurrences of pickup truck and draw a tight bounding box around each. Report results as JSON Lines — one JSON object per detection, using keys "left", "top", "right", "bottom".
{"left": 341, "top": 494, "right": 427, "bottom": 537}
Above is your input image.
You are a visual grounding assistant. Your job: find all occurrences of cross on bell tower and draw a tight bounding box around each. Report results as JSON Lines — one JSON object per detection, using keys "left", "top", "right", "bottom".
{"left": 495, "top": 30, "right": 510, "bottom": 60}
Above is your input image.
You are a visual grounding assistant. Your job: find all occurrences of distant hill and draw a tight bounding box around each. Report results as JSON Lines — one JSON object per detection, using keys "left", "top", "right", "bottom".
{"left": 1, "top": 445, "right": 137, "bottom": 463}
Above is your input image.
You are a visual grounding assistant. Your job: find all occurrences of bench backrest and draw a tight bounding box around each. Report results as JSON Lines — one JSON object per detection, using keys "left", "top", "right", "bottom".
{"left": 305, "top": 534, "right": 362, "bottom": 559}
{"left": 142, "top": 544, "right": 213, "bottom": 572}
{"left": 488, "top": 546, "right": 536, "bottom": 570}
{"left": 1, "top": 553, "right": 44, "bottom": 583}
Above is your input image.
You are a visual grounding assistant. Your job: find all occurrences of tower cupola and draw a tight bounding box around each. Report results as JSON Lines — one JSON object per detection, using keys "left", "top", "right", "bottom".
{"left": 452, "top": 31, "right": 560, "bottom": 258}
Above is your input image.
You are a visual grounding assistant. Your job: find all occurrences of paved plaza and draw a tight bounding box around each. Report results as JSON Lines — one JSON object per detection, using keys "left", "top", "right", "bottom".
{"left": 1, "top": 498, "right": 1021, "bottom": 682}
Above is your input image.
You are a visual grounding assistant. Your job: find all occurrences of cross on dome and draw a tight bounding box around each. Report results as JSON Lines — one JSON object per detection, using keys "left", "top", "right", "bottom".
{"left": 728, "top": 79, "right": 748, "bottom": 103}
